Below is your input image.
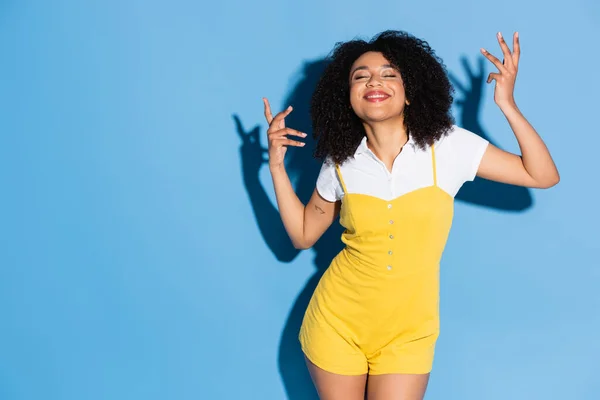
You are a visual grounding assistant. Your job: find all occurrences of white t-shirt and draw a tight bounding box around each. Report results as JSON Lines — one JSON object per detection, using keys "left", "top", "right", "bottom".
{"left": 316, "top": 125, "right": 489, "bottom": 202}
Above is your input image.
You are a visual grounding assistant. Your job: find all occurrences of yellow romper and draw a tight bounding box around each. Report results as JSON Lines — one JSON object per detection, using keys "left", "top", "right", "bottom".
{"left": 299, "top": 144, "right": 453, "bottom": 375}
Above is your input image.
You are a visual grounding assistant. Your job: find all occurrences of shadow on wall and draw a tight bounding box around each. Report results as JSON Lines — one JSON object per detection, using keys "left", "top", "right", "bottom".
{"left": 450, "top": 56, "right": 533, "bottom": 210}
{"left": 233, "top": 55, "right": 532, "bottom": 400}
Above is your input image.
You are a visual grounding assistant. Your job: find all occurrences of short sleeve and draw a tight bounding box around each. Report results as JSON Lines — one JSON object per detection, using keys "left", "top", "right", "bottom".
{"left": 450, "top": 126, "right": 489, "bottom": 183}
{"left": 316, "top": 158, "right": 341, "bottom": 202}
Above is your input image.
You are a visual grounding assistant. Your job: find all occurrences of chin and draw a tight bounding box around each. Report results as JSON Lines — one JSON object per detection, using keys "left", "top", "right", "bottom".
{"left": 360, "top": 110, "right": 402, "bottom": 123}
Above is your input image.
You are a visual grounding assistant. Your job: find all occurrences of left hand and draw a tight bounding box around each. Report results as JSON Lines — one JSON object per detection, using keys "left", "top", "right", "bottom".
{"left": 481, "top": 32, "right": 520, "bottom": 108}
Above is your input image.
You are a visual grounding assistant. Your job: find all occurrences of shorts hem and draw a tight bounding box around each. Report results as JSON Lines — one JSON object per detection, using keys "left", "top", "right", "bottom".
{"left": 368, "top": 366, "right": 433, "bottom": 376}
{"left": 300, "top": 344, "right": 368, "bottom": 376}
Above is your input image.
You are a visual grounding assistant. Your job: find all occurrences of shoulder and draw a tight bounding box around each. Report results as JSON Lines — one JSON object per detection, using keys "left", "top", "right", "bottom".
{"left": 317, "top": 156, "right": 337, "bottom": 177}
{"left": 433, "top": 125, "right": 490, "bottom": 192}
{"left": 434, "top": 125, "right": 488, "bottom": 152}
{"left": 432, "top": 125, "right": 489, "bottom": 165}
{"left": 316, "top": 156, "right": 342, "bottom": 202}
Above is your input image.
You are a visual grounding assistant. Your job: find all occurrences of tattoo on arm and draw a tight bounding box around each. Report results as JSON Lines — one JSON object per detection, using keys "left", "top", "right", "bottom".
{"left": 314, "top": 205, "right": 326, "bottom": 215}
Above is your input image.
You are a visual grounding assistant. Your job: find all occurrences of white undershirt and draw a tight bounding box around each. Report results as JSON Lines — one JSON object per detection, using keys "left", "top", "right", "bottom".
{"left": 316, "top": 125, "right": 489, "bottom": 202}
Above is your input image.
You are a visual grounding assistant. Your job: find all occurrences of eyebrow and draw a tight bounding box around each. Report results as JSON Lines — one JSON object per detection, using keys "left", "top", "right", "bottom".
{"left": 350, "top": 64, "right": 395, "bottom": 76}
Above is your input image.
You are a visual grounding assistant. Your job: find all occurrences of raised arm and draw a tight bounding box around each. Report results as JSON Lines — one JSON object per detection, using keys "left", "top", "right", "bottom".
{"left": 477, "top": 32, "right": 560, "bottom": 188}
{"left": 264, "top": 98, "right": 339, "bottom": 249}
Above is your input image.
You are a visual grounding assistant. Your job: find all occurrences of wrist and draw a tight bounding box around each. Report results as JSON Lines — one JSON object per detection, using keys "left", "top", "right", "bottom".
{"left": 269, "top": 163, "right": 286, "bottom": 174}
{"left": 497, "top": 98, "right": 519, "bottom": 112}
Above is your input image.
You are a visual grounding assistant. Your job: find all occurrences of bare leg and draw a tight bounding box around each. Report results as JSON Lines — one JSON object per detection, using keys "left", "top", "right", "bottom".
{"left": 366, "top": 373, "right": 430, "bottom": 400}
{"left": 305, "top": 356, "right": 367, "bottom": 400}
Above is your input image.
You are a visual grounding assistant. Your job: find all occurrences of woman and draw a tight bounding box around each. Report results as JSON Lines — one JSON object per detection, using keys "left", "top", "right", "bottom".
{"left": 262, "top": 30, "right": 559, "bottom": 400}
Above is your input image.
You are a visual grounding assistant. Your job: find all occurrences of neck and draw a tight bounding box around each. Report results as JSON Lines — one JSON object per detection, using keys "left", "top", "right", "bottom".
{"left": 363, "top": 116, "right": 408, "bottom": 165}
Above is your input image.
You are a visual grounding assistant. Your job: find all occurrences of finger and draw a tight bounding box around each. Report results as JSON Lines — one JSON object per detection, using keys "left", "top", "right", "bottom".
{"left": 512, "top": 32, "right": 521, "bottom": 68}
{"left": 270, "top": 105, "right": 294, "bottom": 129}
{"left": 272, "top": 138, "right": 306, "bottom": 147}
{"left": 263, "top": 98, "right": 274, "bottom": 124}
{"left": 486, "top": 72, "right": 501, "bottom": 84}
{"left": 480, "top": 48, "right": 508, "bottom": 73}
{"left": 269, "top": 127, "right": 308, "bottom": 138}
{"left": 496, "top": 32, "right": 514, "bottom": 68}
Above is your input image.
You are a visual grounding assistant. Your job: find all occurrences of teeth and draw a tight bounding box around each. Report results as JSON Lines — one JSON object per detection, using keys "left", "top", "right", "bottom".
{"left": 366, "top": 94, "right": 387, "bottom": 99}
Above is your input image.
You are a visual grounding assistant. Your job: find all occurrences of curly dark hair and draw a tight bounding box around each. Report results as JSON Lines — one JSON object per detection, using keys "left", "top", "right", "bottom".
{"left": 311, "top": 30, "right": 455, "bottom": 164}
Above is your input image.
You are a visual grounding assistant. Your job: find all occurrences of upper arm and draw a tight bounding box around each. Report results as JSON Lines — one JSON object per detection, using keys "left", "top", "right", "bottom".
{"left": 298, "top": 159, "right": 342, "bottom": 248}
{"left": 476, "top": 143, "right": 541, "bottom": 187}
{"left": 447, "top": 126, "right": 550, "bottom": 189}
{"left": 302, "top": 188, "right": 340, "bottom": 248}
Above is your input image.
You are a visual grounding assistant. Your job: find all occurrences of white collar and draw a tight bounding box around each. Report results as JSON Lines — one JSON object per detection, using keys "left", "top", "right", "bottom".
{"left": 354, "top": 134, "right": 415, "bottom": 157}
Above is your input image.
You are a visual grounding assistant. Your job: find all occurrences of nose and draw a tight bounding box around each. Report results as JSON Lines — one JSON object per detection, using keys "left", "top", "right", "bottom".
{"left": 366, "top": 75, "right": 382, "bottom": 87}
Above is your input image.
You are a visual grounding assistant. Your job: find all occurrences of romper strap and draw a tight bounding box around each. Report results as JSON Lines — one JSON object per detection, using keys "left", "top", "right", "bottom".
{"left": 431, "top": 144, "right": 438, "bottom": 187}
{"left": 335, "top": 164, "right": 349, "bottom": 194}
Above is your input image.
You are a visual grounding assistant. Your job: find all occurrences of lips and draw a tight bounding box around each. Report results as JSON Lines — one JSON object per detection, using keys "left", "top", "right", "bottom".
{"left": 364, "top": 90, "right": 390, "bottom": 102}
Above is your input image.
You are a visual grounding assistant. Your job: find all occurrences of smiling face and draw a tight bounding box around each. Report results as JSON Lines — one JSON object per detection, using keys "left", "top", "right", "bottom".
{"left": 348, "top": 51, "right": 408, "bottom": 123}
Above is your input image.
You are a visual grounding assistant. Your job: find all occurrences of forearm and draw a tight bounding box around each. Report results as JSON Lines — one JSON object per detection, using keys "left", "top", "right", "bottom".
{"left": 269, "top": 164, "right": 307, "bottom": 249}
{"left": 500, "top": 102, "right": 560, "bottom": 187}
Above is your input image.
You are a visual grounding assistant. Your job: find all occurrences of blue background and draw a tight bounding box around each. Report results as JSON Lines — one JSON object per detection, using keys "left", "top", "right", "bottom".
{"left": 1, "top": 1, "right": 598, "bottom": 399}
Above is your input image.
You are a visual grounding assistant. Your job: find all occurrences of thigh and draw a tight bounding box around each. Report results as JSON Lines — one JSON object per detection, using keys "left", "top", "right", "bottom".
{"left": 366, "top": 373, "right": 430, "bottom": 400}
{"left": 305, "top": 356, "right": 367, "bottom": 400}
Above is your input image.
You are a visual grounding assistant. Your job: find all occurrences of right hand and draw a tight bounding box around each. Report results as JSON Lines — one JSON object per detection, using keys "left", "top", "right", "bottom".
{"left": 263, "top": 98, "right": 307, "bottom": 169}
